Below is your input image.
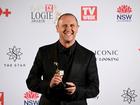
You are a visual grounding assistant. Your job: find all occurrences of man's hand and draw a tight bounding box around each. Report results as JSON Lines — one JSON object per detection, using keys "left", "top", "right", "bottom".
{"left": 65, "top": 82, "right": 76, "bottom": 95}
{"left": 50, "top": 73, "right": 62, "bottom": 88}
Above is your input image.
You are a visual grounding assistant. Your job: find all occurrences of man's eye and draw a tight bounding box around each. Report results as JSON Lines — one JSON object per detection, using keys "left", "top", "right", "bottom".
{"left": 71, "top": 25, "right": 74, "bottom": 27}
{"left": 71, "top": 24, "right": 76, "bottom": 28}
{"left": 62, "top": 25, "right": 67, "bottom": 28}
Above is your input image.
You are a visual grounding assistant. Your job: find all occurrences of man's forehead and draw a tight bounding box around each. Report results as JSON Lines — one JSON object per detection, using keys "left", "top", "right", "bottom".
{"left": 57, "top": 14, "right": 78, "bottom": 24}
{"left": 58, "top": 16, "right": 77, "bottom": 24}
{"left": 60, "top": 15, "right": 76, "bottom": 20}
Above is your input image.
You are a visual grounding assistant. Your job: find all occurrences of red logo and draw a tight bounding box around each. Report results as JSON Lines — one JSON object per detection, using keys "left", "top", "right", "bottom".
{"left": 0, "top": 8, "right": 11, "bottom": 17}
{"left": 24, "top": 91, "right": 39, "bottom": 100}
{"left": 117, "top": 5, "right": 132, "bottom": 14}
{"left": 0, "top": 92, "right": 4, "bottom": 105}
{"left": 45, "top": 4, "right": 53, "bottom": 12}
{"left": 81, "top": 6, "right": 97, "bottom": 21}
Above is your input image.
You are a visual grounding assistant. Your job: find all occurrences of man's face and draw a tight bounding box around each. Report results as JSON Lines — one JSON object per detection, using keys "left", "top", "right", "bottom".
{"left": 56, "top": 15, "right": 79, "bottom": 43}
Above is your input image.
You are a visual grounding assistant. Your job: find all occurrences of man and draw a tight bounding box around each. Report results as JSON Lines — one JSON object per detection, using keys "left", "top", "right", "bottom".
{"left": 26, "top": 13, "right": 99, "bottom": 105}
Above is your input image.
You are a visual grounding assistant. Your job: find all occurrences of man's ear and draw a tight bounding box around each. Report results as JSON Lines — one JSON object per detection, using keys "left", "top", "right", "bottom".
{"left": 77, "top": 25, "right": 80, "bottom": 28}
{"left": 56, "top": 25, "right": 59, "bottom": 32}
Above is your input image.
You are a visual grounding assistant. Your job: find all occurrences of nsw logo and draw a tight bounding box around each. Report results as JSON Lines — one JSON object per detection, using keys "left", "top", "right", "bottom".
{"left": 0, "top": 7, "right": 11, "bottom": 17}
{"left": 24, "top": 90, "right": 40, "bottom": 105}
{"left": 117, "top": 5, "right": 132, "bottom": 22}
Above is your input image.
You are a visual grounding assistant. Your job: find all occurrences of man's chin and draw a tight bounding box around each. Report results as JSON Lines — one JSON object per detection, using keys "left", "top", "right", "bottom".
{"left": 64, "top": 36, "right": 74, "bottom": 42}
{"left": 64, "top": 40, "right": 71, "bottom": 43}
{"left": 64, "top": 39, "right": 75, "bottom": 43}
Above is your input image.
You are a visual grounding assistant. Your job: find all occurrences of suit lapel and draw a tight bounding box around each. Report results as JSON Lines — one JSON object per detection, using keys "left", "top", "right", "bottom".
{"left": 46, "top": 42, "right": 58, "bottom": 76}
{"left": 48, "top": 42, "right": 58, "bottom": 63}
{"left": 47, "top": 42, "right": 84, "bottom": 82}
{"left": 67, "top": 43, "right": 83, "bottom": 81}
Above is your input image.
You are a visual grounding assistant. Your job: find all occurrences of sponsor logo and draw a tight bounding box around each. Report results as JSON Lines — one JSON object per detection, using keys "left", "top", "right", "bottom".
{"left": 94, "top": 50, "right": 119, "bottom": 62}
{"left": 45, "top": 4, "right": 53, "bottom": 12}
{"left": 81, "top": 6, "right": 97, "bottom": 21}
{"left": 30, "top": 4, "right": 62, "bottom": 23}
{"left": 7, "top": 46, "right": 23, "bottom": 62}
{"left": 121, "top": 88, "right": 138, "bottom": 104}
{"left": 0, "top": 92, "right": 4, "bottom": 105}
{"left": 117, "top": 5, "right": 132, "bottom": 22}
{"left": 24, "top": 91, "right": 40, "bottom": 105}
{"left": 4, "top": 46, "right": 26, "bottom": 68}
{"left": 0, "top": 7, "right": 11, "bottom": 17}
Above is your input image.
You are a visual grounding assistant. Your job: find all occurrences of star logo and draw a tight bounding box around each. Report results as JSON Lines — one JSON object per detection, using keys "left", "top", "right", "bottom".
{"left": 121, "top": 88, "right": 138, "bottom": 104}
{"left": 7, "top": 46, "right": 23, "bottom": 62}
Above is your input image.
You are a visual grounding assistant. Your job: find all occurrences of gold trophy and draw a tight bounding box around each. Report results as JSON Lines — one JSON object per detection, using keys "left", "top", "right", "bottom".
{"left": 54, "top": 62, "right": 64, "bottom": 76}
{"left": 53, "top": 62, "right": 66, "bottom": 88}
{"left": 54, "top": 62, "right": 69, "bottom": 88}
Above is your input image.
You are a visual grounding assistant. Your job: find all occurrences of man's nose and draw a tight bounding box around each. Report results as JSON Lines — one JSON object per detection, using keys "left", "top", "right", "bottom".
{"left": 66, "top": 25, "right": 72, "bottom": 30}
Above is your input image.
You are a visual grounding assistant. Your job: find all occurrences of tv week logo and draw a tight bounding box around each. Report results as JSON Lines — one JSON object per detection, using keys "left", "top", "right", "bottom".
{"left": 45, "top": 4, "right": 53, "bottom": 12}
{"left": 81, "top": 6, "right": 97, "bottom": 21}
{"left": 24, "top": 91, "right": 40, "bottom": 105}
{"left": 0, "top": 92, "right": 4, "bottom": 105}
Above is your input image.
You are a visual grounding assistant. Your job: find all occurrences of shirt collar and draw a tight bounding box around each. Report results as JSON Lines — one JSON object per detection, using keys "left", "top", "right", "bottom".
{"left": 57, "top": 40, "right": 77, "bottom": 55}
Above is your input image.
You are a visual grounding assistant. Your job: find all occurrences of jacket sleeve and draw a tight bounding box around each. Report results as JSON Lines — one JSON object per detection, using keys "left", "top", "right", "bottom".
{"left": 26, "top": 48, "right": 51, "bottom": 96}
{"left": 72, "top": 53, "right": 99, "bottom": 100}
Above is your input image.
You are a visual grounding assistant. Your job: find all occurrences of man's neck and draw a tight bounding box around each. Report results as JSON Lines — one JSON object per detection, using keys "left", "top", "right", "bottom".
{"left": 59, "top": 40, "right": 75, "bottom": 48}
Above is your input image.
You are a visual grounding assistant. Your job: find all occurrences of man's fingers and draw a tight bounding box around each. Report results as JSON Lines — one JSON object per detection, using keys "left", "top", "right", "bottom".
{"left": 50, "top": 74, "right": 62, "bottom": 87}
{"left": 66, "top": 82, "right": 75, "bottom": 87}
{"left": 65, "top": 82, "right": 76, "bottom": 95}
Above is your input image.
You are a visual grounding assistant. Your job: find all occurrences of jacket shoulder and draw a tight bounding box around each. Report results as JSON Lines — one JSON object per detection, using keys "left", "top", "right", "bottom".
{"left": 77, "top": 43, "right": 95, "bottom": 56}
{"left": 39, "top": 42, "right": 57, "bottom": 52}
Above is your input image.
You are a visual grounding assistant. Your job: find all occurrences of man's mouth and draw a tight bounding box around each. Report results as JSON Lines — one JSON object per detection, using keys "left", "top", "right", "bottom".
{"left": 65, "top": 33, "right": 72, "bottom": 36}
{"left": 64, "top": 31, "right": 74, "bottom": 36}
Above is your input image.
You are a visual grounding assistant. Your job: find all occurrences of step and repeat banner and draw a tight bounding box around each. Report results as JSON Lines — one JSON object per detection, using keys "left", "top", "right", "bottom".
{"left": 0, "top": 0, "right": 140, "bottom": 105}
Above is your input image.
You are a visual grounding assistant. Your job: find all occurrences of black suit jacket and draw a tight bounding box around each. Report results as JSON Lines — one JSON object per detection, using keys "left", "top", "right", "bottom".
{"left": 26, "top": 41, "right": 99, "bottom": 105}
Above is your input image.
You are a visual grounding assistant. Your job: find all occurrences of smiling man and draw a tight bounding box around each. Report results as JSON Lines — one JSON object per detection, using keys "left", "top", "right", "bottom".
{"left": 26, "top": 13, "right": 99, "bottom": 105}
{"left": 56, "top": 13, "right": 79, "bottom": 48}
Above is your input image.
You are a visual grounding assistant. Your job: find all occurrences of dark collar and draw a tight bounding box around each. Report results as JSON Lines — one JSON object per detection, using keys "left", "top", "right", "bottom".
{"left": 57, "top": 40, "right": 77, "bottom": 55}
